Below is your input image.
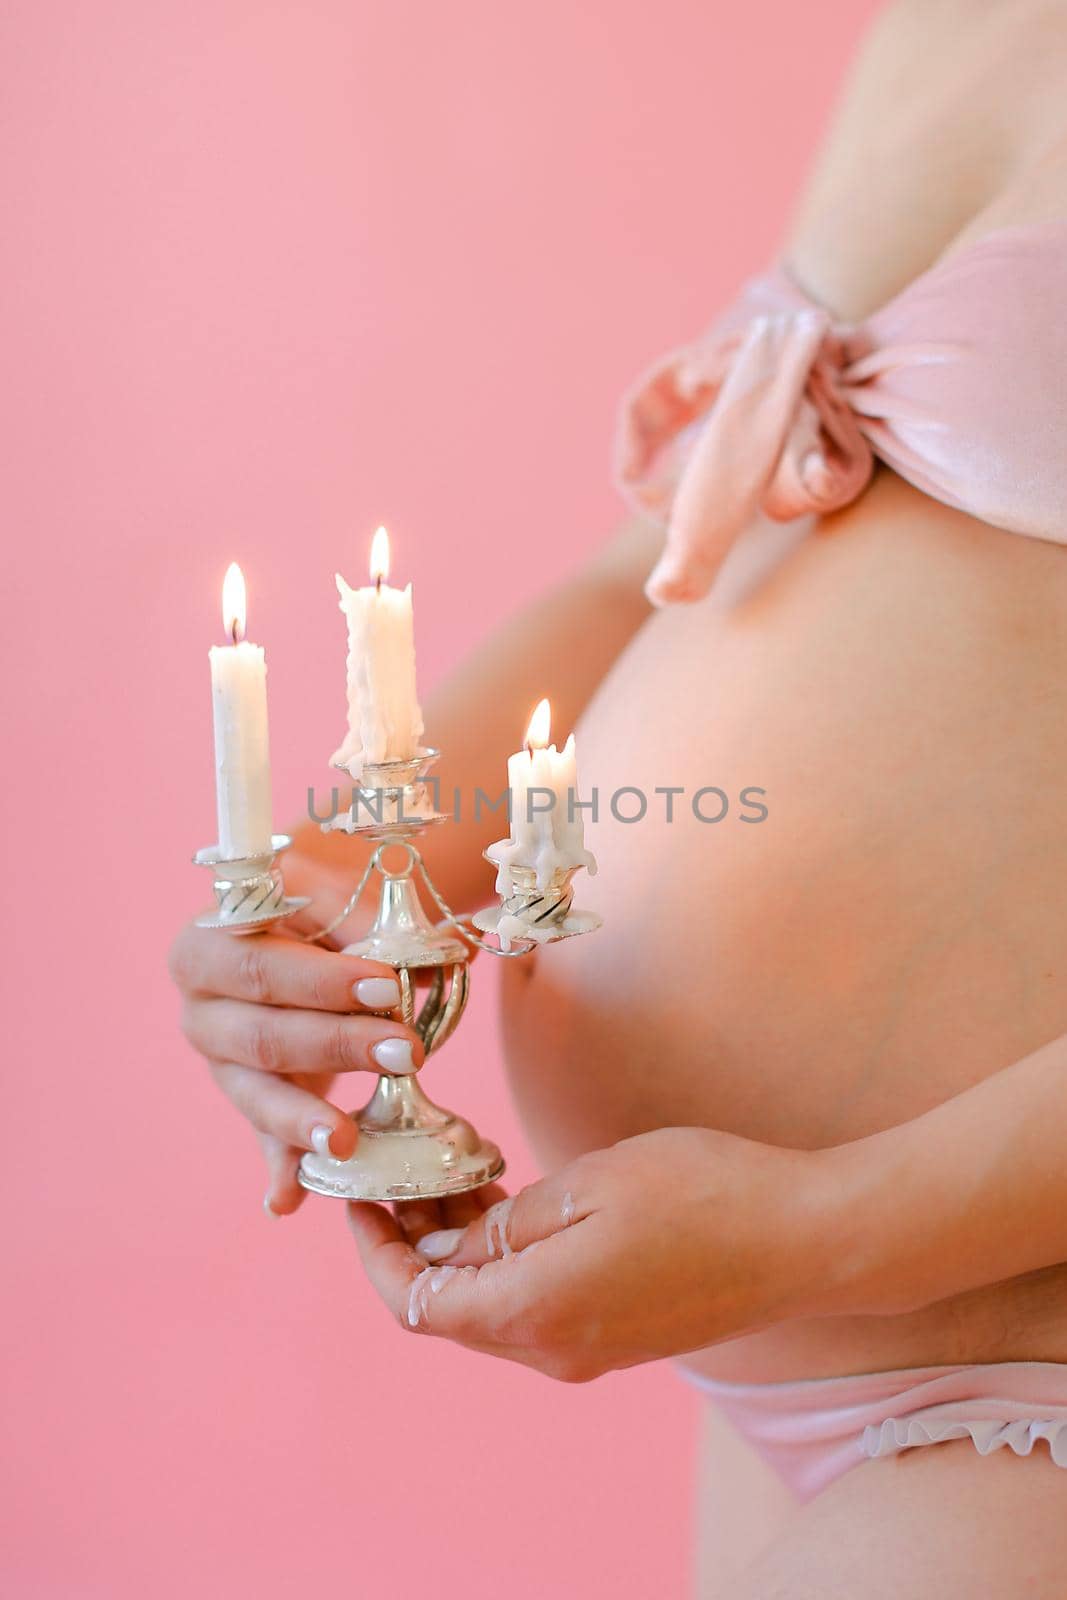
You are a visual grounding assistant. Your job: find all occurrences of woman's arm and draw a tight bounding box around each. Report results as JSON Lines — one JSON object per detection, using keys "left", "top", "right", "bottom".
{"left": 347, "top": 1030, "right": 1067, "bottom": 1379}
{"left": 784, "top": 0, "right": 1061, "bottom": 318}
{"left": 826, "top": 1029, "right": 1067, "bottom": 1318}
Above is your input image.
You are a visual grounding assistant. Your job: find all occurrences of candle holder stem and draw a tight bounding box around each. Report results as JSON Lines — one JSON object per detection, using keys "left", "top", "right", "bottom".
{"left": 297, "top": 805, "right": 503, "bottom": 1202}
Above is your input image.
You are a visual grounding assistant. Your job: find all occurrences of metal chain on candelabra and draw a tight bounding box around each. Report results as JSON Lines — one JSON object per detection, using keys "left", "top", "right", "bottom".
{"left": 297, "top": 840, "right": 533, "bottom": 958}
{"left": 412, "top": 853, "right": 533, "bottom": 959}
{"left": 296, "top": 853, "right": 377, "bottom": 948}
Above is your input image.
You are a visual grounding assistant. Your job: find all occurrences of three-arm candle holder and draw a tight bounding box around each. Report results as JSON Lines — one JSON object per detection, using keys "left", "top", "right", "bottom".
{"left": 194, "top": 746, "right": 600, "bottom": 1202}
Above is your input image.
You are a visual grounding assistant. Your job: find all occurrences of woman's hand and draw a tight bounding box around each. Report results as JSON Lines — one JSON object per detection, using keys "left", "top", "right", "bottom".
{"left": 347, "top": 1126, "right": 839, "bottom": 1381}
{"left": 168, "top": 847, "right": 426, "bottom": 1217}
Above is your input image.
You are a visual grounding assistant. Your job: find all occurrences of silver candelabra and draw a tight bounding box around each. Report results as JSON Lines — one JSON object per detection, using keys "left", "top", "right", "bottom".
{"left": 194, "top": 746, "right": 599, "bottom": 1202}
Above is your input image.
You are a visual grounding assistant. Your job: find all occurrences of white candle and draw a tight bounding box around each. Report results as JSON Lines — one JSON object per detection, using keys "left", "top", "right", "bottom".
{"left": 209, "top": 562, "right": 274, "bottom": 859}
{"left": 330, "top": 526, "right": 424, "bottom": 777}
{"left": 486, "top": 698, "right": 597, "bottom": 896}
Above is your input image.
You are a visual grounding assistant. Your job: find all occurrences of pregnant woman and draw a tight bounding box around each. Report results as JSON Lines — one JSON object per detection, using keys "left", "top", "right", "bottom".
{"left": 169, "top": 3, "right": 1067, "bottom": 1591}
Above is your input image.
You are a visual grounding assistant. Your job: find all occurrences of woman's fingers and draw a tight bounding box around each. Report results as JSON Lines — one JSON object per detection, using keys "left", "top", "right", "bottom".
{"left": 413, "top": 1176, "right": 580, "bottom": 1265}
{"left": 258, "top": 1132, "right": 308, "bottom": 1218}
{"left": 448, "top": 1182, "right": 510, "bottom": 1225}
{"left": 211, "top": 1061, "right": 359, "bottom": 1160}
{"left": 348, "top": 1202, "right": 492, "bottom": 1340}
{"left": 169, "top": 924, "right": 401, "bottom": 1013}
{"left": 395, "top": 1198, "right": 443, "bottom": 1246}
{"left": 393, "top": 1182, "right": 509, "bottom": 1248}
{"left": 183, "top": 997, "right": 423, "bottom": 1078}
{"left": 347, "top": 1200, "right": 574, "bottom": 1369}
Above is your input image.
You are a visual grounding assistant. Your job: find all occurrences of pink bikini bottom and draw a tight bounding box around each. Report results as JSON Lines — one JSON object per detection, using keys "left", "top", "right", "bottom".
{"left": 684, "top": 1362, "right": 1067, "bottom": 1503}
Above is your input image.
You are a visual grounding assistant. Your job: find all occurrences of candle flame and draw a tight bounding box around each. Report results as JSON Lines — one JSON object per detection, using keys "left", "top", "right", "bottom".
{"left": 370, "top": 525, "right": 390, "bottom": 586}
{"left": 222, "top": 561, "right": 246, "bottom": 643}
{"left": 524, "top": 697, "right": 551, "bottom": 753}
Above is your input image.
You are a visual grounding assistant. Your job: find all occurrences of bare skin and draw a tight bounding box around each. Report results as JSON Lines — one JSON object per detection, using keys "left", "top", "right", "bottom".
{"left": 503, "top": 0, "right": 1067, "bottom": 1383}
{"left": 169, "top": 1, "right": 1067, "bottom": 1589}
{"left": 726, "top": 1442, "right": 1067, "bottom": 1600}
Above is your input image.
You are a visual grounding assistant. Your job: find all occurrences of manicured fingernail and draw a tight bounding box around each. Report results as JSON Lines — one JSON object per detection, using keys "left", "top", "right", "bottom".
{"left": 263, "top": 1194, "right": 282, "bottom": 1219}
{"left": 309, "top": 1124, "right": 334, "bottom": 1157}
{"left": 354, "top": 977, "right": 401, "bottom": 1010}
{"left": 416, "top": 1228, "right": 464, "bottom": 1263}
{"left": 371, "top": 1037, "right": 417, "bottom": 1074}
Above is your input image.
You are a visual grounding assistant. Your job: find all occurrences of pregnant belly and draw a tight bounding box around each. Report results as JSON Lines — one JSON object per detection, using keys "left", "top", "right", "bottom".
{"left": 500, "top": 471, "right": 1067, "bottom": 1380}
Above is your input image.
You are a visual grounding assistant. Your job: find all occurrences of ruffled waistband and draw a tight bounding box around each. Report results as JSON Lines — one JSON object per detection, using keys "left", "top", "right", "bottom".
{"left": 683, "top": 1360, "right": 1067, "bottom": 1501}
{"left": 864, "top": 1412, "right": 1067, "bottom": 1469}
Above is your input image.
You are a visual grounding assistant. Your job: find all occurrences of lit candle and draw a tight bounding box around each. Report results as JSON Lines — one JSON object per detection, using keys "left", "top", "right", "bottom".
{"left": 209, "top": 562, "right": 274, "bottom": 859}
{"left": 331, "top": 526, "right": 424, "bottom": 778}
{"left": 486, "top": 698, "right": 597, "bottom": 897}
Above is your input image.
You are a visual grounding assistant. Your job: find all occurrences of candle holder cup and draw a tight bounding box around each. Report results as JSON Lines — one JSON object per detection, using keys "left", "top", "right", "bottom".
{"left": 193, "top": 834, "right": 310, "bottom": 933}
{"left": 472, "top": 856, "right": 603, "bottom": 946}
{"left": 324, "top": 746, "right": 450, "bottom": 842}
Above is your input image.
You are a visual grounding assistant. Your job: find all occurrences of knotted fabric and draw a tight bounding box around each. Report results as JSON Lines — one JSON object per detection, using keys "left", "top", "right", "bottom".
{"left": 615, "top": 224, "right": 1067, "bottom": 604}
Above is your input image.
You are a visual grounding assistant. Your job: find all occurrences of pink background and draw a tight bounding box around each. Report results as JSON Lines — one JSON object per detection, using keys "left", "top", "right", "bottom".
{"left": 2, "top": 3, "right": 879, "bottom": 1595}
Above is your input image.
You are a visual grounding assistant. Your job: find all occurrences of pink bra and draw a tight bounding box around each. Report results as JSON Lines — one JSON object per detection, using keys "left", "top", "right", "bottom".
{"left": 616, "top": 223, "right": 1067, "bottom": 605}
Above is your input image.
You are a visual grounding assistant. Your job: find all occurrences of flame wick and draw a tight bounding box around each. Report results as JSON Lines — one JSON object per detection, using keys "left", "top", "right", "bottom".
{"left": 523, "top": 696, "right": 552, "bottom": 752}
{"left": 221, "top": 561, "right": 247, "bottom": 645}
{"left": 370, "top": 525, "right": 391, "bottom": 588}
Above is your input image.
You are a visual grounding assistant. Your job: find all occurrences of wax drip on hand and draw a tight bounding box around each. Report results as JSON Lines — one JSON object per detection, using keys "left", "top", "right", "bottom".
{"left": 483, "top": 1197, "right": 516, "bottom": 1259}
{"left": 405, "top": 1263, "right": 476, "bottom": 1330}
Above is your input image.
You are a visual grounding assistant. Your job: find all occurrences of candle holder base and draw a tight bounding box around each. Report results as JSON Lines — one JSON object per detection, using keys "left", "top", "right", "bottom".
{"left": 193, "top": 834, "right": 310, "bottom": 933}
{"left": 471, "top": 903, "right": 602, "bottom": 945}
{"left": 298, "top": 1072, "right": 504, "bottom": 1202}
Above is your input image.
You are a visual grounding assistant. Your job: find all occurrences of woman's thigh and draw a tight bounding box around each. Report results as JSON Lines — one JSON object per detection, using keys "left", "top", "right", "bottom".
{"left": 695, "top": 1406, "right": 799, "bottom": 1598}
{"left": 728, "top": 1442, "right": 1067, "bottom": 1600}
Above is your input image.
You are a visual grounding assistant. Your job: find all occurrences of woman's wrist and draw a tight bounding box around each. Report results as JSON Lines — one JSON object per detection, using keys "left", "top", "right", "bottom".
{"left": 781, "top": 1034, "right": 1067, "bottom": 1328}
{"left": 754, "top": 1142, "right": 876, "bottom": 1326}
{"left": 731, "top": 1126, "right": 939, "bottom": 1332}
{"left": 690, "top": 1134, "right": 875, "bottom": 1337}
{"left": 805, "top": 1119, "right": 942, "bottom": 1321}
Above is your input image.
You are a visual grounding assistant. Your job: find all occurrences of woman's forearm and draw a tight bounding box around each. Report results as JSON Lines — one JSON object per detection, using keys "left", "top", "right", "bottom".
{"left": 822, "top": 1030, "right": 1067, "bottom": 1318}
